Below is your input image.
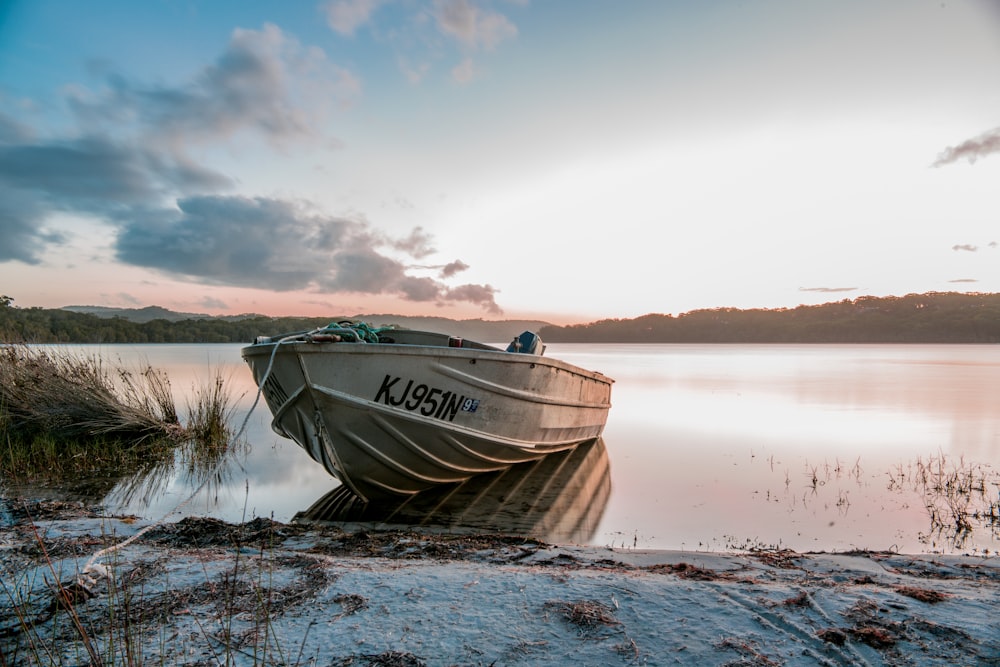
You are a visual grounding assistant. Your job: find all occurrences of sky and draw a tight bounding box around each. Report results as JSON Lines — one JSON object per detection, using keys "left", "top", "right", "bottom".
{"left": 1, "top": 0, "right": 999, "bottom": 325}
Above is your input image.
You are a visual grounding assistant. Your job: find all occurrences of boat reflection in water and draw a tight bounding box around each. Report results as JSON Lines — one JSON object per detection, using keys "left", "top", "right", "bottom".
{"left": 293, "top": 438, "right": 611, "bottom": 545}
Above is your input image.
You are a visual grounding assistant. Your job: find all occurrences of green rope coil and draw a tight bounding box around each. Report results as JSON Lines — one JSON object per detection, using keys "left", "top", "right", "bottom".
{"left": 324, "top": 321, "right": 391, "bottom": 343}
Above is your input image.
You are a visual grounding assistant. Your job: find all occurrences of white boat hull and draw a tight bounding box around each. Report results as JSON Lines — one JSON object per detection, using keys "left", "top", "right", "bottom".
{"left": 242, "top": 331, "right": 613, "bottom": 499}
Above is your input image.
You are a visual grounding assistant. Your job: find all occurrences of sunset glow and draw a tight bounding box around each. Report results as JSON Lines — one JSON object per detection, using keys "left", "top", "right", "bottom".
{"left": 2, "top": 1, "right": 999, "bottom": 323}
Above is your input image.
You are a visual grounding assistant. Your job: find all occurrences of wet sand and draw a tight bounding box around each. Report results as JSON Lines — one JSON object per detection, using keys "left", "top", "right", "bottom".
{"left": 2, "top": 501, "right": 999, "bottom": 666}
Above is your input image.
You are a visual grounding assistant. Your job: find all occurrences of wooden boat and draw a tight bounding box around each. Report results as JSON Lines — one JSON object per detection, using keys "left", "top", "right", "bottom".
{"left": 293, "top": 437, "right": 611, "bottom": 544}
{"left": 241, "top": 323, "right": 613, "bottom": 500}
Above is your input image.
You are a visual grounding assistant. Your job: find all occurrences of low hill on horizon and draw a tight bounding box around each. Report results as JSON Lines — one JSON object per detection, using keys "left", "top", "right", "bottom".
{"left": 539, "top": 291, "right": 1000, "bottom": 343}
{"left": 59, "top": 305, "right": 552, "bottom": 342}
{"left": 3, "top": 291, "right": 999, "bottom": 344}
{"left": 63, "top": 305, "right": 226, "bottom": 322}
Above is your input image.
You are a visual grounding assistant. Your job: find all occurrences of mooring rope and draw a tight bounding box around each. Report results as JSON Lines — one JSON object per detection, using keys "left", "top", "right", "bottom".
{"left": 0, "top": 324, "right": 398, "bottom": 638}
{"left": 79, "top": 327, "right": 329, "bottom": 584}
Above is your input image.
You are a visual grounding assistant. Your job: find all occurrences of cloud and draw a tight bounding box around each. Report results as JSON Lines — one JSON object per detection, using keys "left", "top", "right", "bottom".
{"left": 0, "top": 24, "right": 503, "bottom": 314}
{"left": 0, "top": 135, "right": 232, "bottom": 214}
{"left": 434, "top": 0, "right": 518, "bottom": 51}
{"left": 933, "top": 126, "right": 1000, "bottom": 167}
{"left": 390, "top": 226, "right": 435, "bottom": 258}
{"left": 115, "top": 195, "right": 501, "bottom": 312}
{"left": 324, "top": 0, "right": 382, "bottom": 36}
{"left": 798, "top": 287, "right": 858, "bottom": 293}
{"left": 68, "top": 24, "right": 358, "bottom": 150}
{"left": 407, "top": 259, "right": 470, "bottom": 277}
{"left": 0, "top": 184, "right": 65, "bottom": 263}
{"left": 0, "top": 25, "right": 335, "bottom": 253}
{"left": 0, "top": 24, "right": 340, "bottom": 231}
{"left": 324, "top": 1, "right": 518, "bottom": 85}
{"left": 443, "top": 283, "right": 500, "bottom": 313}
{"left": 948, "top": 279, "right": 978, "bottom": 284}
{"left": 952, "top": 244, "right": 977, "bottom": 252}
{"left": 440, "top": 260, "right": 469, "bottom": 278}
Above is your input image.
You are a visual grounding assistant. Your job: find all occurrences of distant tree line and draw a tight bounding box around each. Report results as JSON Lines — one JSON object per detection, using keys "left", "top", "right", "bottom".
{"left": 539, "top": 292, "right": 1000, "bottom": 343}
{"left": 0, "top": 300, "right": 337, "bottom": 344}
{"left": 4, "top": 292, "right": 1000, "bottom": 344}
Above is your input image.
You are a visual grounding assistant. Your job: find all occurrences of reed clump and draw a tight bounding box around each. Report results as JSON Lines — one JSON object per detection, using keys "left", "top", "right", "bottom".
{"left": 0, "top": 345, "right": 180, "bottom": 443}
{"left": 0, "top": 345, "right": 235, "bottom": 480}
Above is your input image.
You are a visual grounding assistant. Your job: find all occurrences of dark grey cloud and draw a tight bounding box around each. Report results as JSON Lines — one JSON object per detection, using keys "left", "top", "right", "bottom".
{"left": 0, "top": 131, "right": 234, "bottom": 262}
{"left": 117, "top": 196, "right": 341, "bottom": 290}
{"left": 398, "top": 275, "right": 446, "bottom": 301}
{"left": 440, "top": 259, "right": 469, "bottom": 278}
{"left": 0, "top": 136, "right": 231, "bottom": 215}
{"left": 326, "top": 248, "right": 407, "bottom": 293}
{"left": 799, "top": 287, "right": 858, "bottom": 294}
{"left": 0, "top": 23, "right": 343, "bottom": 230}
{"left": 0, "top": 25, "right": 501, "bottom": 313}
{"left": 115, "top": 195, "right": 501, "bottom": 312}
{"left": 933, "top": 127, "right": 1000, "bottom": 167}
{"left": 444, "top": 284, "right": 501, "bottom": 313}
{"left": 408, "top": 259, "right": 469, "bottom": 277}
{"left": 0, "top": 184, "right": 65, "bottom": 263}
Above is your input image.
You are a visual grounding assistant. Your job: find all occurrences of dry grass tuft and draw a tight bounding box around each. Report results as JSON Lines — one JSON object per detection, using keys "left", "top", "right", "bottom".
{"left": 332, "top": 593, "right": 369, "bottom": 616}
{"left": 781, "top": 590, "right": 810, "bottom": 607}
{"left": 0, "top": 345, "right": 180, "bottom": 444}
{"left": 895, "top": 585, "right": 948, "bottom": 604}
{"left": 646, "top": 562, "right": 727, "bottom": 580}
{"left": 849, "top": 625, "right": 897, "bottom": 648}
{"left": 0, "top": 346, "right": 238, "bottom": 486}
{"left": 333, "top": 651, "right": 427, "bottom": 666}
{"left": 545, "top": 598, "right": 621, "bottom": 632}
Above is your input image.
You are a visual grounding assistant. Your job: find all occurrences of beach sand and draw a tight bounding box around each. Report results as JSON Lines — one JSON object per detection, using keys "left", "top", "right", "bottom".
{"left": 2, "top": 501, "right": 999, "bottom": 666}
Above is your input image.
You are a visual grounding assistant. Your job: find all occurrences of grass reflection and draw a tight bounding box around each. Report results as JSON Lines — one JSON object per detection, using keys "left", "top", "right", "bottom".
{"left": 887, "top": 454, "right": 1000, "bottom": 552}
{"left": 0, "top": 345, "right": 244, "bottom": 509}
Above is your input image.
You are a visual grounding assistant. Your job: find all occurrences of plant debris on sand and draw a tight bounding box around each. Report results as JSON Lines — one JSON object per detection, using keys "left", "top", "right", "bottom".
{"left": 3, "top": 503, "right": 1000, "bottom": 666}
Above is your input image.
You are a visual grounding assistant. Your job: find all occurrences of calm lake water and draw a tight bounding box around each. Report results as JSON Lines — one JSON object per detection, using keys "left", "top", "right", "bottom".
{"left": 5, "top": 343, "right": 1000, "bottom": 555}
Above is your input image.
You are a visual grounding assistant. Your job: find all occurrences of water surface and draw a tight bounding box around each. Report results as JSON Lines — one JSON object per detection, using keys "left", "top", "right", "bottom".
{"left": 5, "top": 343, "right": 999, "bottom": 554}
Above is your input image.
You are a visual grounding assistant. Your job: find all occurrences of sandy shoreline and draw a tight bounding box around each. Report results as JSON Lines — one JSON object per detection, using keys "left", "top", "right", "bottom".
{"left": 2, "top": 501, "right": 1000, "bottom": 666}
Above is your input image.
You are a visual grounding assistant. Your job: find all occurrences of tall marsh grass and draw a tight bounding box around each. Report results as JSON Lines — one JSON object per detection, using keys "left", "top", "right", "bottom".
{"left": 0, "top": 345, "right": 237, "bottom": 484}
{"left": 0, "top": 346, "right": 180, "bottom": 444}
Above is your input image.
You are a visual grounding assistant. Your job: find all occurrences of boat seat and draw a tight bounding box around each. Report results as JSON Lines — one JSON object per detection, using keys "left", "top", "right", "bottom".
{"left": 506, "top": 331, "right": 544, "bottom": 355}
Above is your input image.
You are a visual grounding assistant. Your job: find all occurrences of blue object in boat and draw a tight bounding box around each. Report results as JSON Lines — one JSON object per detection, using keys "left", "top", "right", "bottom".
{"left": 506, "top": 331, "right": 544, "bottom": 355}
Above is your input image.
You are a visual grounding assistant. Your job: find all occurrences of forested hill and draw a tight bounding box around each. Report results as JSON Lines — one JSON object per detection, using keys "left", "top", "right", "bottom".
{"left": 0, "top": 301, "right": 548, "bottom": 344}
{"left": 539, "top": 293, "right": 1000, "bottom": 343}
{"left": 3, "top": 292, "right": 1000, "bottom": 344}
